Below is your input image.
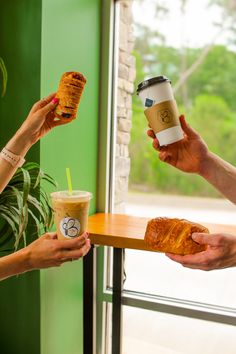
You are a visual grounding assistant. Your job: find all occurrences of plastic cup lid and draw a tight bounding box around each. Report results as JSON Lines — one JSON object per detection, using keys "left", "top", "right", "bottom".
{"left": 137, "top": 75, "right": 171, "bottom": 95}
{"left": 51, "top": 190, "right": 93, "bottom": 200}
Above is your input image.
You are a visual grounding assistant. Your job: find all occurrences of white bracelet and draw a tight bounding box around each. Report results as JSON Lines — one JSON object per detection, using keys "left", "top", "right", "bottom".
{"left": 0, "top": 147, "right": 25, "bottom": 168}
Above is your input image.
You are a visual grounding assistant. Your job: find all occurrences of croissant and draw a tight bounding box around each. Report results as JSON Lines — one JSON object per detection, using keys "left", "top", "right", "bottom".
{"left": 54, "top": 71, "right": 86, "bottom": 121}
{"left": 144, "top": 217, "right": 209, "bottom": 255}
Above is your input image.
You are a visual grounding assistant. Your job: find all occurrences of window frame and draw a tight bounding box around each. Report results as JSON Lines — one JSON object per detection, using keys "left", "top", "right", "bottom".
{"left": 86, "top": 1, "right": 236, "bottom": 354}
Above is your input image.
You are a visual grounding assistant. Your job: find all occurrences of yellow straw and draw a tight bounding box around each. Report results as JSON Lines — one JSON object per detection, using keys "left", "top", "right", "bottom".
{"left": 66, "top": 167, "right": 73, "bottom": 195}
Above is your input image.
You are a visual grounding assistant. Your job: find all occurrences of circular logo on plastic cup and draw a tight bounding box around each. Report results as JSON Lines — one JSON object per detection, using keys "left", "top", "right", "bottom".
{"left": 60, "top": 217, "right": 81, "bottom": 238}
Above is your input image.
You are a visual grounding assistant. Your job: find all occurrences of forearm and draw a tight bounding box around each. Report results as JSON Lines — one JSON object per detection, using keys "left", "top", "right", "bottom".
{"left": 0, "top": 130, "right": 31, "bottom": 193}
{"left": 199, "top": 152, "right": 236, "bottom": 204}
{"left": 0, "top": 248, "right": 30, "bottom": 281}
{"left": 6, "top": 128, "right": 32, "bottom": 157}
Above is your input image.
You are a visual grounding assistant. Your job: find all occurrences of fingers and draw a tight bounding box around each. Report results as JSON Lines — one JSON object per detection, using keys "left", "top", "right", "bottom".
{"left": 30, "top": 93, "right": 57, "bottom": 113}
{"left": 40, "top": 232, "right": 58, "bottom": 240}
{"left": 39, "top": 97, "right": 59, "bottom": 115}
{"left": 50, "top": 116, "right": 75, "bottom": 128}
{"left": 159, "top": 150, "right": 171, "bottom": 163}
{"left": 153, "top": 138, "right": 160, "bottom": 151}
{"left": 46, "top": 232, "right": 58, "bottom": 240}
{"left": 179, "top": 115, "right": 199, "bottom": 139}
{"left": 57, "top": 232, "right": 89, "bottom": 250}
{"left": 60, "top": 239, "right": 91, "bottom": 261}
{"left": 192, "top": 232, "right": 220, "bottom": 247}
{"left": 165, "top": 251, "right": 211, "bottom": 270}
{"left": 147, "top": 129, "right": 165, "bottom": 152}
{"left": 166, "top": 251, "right": 206, "bottom": 264}
{"left": 147, "top": 129, "right": 155, "bottom": 139}
{"left": 146, "top": 129, "right": 161, "bottom": 151}
{"left": 147, "top": 115, "right": 199, "bottom": 150}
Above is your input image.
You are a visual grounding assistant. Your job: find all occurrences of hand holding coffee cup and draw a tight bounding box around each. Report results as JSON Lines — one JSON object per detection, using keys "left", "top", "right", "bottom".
{"left": 137, "top": 76, "right": 184, "bottom": 146}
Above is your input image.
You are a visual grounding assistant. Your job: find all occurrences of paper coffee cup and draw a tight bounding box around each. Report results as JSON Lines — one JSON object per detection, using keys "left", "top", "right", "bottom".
{"left": 51, "top": 190, "right": 92, "bottom": 240}
{"left": 137, "top": 76, "right": 184, "bottom": 146}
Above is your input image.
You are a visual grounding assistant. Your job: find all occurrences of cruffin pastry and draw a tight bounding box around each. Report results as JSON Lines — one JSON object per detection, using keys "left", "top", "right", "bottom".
{"left": 55, "top": 71, "right": 86, "bottom": 121}
{"left": 144, "top": 217, "right": 209, "bottom": 255}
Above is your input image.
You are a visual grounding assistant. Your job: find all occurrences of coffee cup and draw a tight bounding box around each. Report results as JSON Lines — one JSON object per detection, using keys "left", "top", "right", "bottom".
{"left": 51, "top": 190, "right": 92, "bottom": 240}
{"left": 137, "top": 76, "right": 184, "bottom": 146}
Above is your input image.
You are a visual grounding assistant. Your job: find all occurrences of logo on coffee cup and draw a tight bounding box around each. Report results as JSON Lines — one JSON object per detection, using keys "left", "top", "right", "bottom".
{"left": 159, "top": 108, "right": 173, "bottom": 124}
{"left": 145, "top": 98, "right": 155, "bottom": 107}
{"left": 60, "top": 217, "right": 81, "bottom": 238}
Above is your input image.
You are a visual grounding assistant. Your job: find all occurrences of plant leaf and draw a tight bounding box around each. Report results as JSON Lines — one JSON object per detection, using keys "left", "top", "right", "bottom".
{"left": 0, "top": 162, "right": 57, "bottom": 249}
{"left": 0, "top": 57, "right": 7, "bottom": 97}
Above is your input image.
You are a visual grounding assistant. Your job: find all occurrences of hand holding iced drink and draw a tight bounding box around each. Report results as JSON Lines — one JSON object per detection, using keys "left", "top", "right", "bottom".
{"left": 51, "top": 190, "right": 92, "bottom": 240}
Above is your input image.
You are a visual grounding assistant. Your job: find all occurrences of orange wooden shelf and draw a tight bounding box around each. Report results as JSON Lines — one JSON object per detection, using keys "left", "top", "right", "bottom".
{"left": 88, "top": 213, "right": 236, "bottom": 252}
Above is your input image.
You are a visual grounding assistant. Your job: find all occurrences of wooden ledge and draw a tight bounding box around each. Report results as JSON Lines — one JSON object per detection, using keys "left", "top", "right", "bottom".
{"left": 88, "top": 213, "right": 236, "bottom": 252}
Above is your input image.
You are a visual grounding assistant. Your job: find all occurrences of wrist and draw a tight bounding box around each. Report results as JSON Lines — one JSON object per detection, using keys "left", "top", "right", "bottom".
{"left": 0, "top": 247, "right": 32, "bottom": 280}
{"left": 198, "top": 151, "right": 216, "bottom": 178}
{"left": 17, "top": 247, "right": 32, "bottom": 273}
{"left": 0, "top": 147, "right": 25, "bottom": 168}
{"left": 6, "top": 129, "right": 32, "bottom": 157}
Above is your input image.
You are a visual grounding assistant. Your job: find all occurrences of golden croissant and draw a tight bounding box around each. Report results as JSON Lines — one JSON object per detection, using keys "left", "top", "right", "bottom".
{"left": 144, "top": 217, "right": 209, "bottom": 255}
{"left": 54, "top": 71, "right": 86, "bottom": 121}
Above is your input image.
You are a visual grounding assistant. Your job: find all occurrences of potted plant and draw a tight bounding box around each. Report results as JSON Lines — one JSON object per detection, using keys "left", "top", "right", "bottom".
{"left": 0, "top": 162, "right": 57, "bottom": 252}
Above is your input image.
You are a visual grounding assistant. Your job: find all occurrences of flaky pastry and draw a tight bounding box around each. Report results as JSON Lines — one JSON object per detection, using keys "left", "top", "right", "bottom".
{"left": 144, "top": 217, "right": 209, "bottom": 255}
{"left": 54, "top": 71, "right": 86, "bottom": 121}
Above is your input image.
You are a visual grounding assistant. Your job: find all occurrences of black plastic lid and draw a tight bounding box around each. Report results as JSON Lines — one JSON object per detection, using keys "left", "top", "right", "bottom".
{"left": 136, "top": 75, "right": 171, "bottom": 94}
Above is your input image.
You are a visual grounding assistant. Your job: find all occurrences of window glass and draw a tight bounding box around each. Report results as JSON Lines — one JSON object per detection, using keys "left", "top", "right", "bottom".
{"left": 114, "top": 0, "right": 236, "bottom": 307}
{"left": 123, "top": 249, "right": 236, "bottom": 308}
{"left": 123, "top": 306, "right": 236, "bottom": 354}
{"left": 106, "top": 0, "right": 236, "bottom": 352}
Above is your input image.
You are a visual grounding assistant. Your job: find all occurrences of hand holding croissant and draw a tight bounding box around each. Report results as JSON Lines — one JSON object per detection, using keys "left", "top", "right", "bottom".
{"left": 166, "top": 232, "right": 236, "bottom": 271}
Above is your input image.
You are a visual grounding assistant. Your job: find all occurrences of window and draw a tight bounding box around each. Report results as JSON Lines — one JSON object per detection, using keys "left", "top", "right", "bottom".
{"left": 95, "top": 1, "right": 236, "bottom": 353}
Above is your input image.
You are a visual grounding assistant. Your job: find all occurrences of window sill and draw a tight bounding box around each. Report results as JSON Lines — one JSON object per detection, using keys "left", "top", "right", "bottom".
{"left": 88, "top": 213, "right": 236, "bottom": 251}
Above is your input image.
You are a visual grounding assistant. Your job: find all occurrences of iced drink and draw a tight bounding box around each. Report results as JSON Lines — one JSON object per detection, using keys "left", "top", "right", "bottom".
{"left": 137, "top": 76, "right": 184, "bottom": 146}
{"left": 51, "top": 190, "right": 92, "bottom": 240}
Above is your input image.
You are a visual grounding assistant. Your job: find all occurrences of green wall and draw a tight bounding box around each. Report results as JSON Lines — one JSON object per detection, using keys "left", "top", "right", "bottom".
{"left": 40, "top": 1, "right": 100, "bottom": 354}
{"left": 0, "top": 1, "right": 42, "bottom": 354}
{"left": 0, "top": 0, "right": 101, "bottom": 353}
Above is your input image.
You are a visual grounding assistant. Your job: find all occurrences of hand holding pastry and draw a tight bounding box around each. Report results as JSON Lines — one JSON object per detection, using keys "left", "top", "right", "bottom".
{"left": 6, "top": 71, "right": 87, "bottom": 157}
{"left": 147, "top": 115, "right": 209, "bottom": 174}
{"left": 6, "top": 92, "right": 71, "bottom": 157}
{"left": 0, "top": 92, "right": 73, "bottom": 193}
{"left": 166, "top": 232, "right": 236, "bottom": 270}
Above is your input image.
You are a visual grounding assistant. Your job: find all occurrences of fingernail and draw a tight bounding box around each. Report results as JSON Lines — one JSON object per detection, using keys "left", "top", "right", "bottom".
{"left": 153, "top": 139, "right": 159, "bottom": 147}
{"left": 84, "top": 232, "right": 89, "bottom": 238}
{"left": 192, "top": 233, "right": 199, "bottom": 240}
{"left": 51, "top": 98, "right": 59, "bottom": 104}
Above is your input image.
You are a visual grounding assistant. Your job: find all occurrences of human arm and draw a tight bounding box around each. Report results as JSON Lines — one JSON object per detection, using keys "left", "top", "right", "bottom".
{"left": 198, "top": 152, "right": 236, "bottom": 205}
{"left": 147, "top": 115, "right": 236, "bottom": 204}
{"left": 0, "top": 93, "right": 69, "bottom": 193}
{"left": 166, "top": 232, "right": 236, "bottom": 271}
{"left": 0, "top": 232, "right": 91, "bottom": 281}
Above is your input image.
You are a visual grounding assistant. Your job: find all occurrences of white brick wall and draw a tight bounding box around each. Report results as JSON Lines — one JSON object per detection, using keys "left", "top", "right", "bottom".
{"left": 115, "top": 0, "right": 136, "bottom": 212}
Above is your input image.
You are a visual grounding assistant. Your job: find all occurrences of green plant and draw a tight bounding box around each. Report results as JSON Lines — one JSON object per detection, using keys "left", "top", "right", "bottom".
{"left": 0, "top": 57, "right": 7, "bottom": 97}
{"left": 0, "top": 162, "right": 57, "bottom": 250}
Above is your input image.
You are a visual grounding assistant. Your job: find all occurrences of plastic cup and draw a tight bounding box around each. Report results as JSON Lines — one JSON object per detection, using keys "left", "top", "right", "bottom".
{"left": 137, "top": 76, "right": 184, "bottom": 146}
{"left": 51, "top": 190, "right": 92, "bottom": 240}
